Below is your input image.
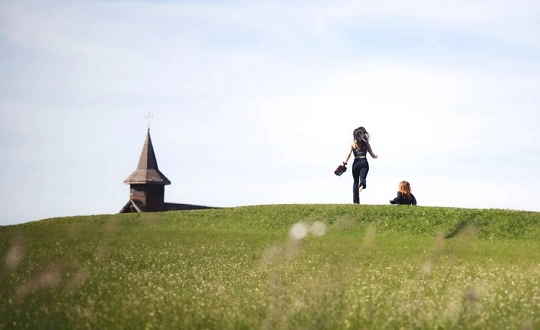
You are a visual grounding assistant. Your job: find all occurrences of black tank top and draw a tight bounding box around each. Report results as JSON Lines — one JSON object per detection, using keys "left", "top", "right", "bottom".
{"left": 353, "top": 147, "right": 366, "bottom": 157}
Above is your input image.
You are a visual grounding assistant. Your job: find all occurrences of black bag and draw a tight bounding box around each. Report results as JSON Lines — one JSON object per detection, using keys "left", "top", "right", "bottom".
{"left": 334, "top": 164, "right": 347, "bottom": 176}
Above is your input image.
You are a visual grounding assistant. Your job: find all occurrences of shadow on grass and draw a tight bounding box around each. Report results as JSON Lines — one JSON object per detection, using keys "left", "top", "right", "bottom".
{"left": 445, "top": 219, "right": 482, "bottom": 239}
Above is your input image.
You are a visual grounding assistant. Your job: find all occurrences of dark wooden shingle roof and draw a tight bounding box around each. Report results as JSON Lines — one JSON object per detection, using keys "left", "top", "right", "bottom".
{"left": 124, "top": 129, "right": 171, "bottom": 185}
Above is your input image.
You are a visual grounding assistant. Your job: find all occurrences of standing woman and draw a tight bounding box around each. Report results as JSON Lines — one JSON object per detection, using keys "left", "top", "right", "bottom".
{"left": 342, "top": 127, "right": 378, "bottom": 204}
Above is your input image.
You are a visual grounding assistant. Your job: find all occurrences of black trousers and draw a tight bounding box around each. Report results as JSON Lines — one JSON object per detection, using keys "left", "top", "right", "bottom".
{"left": 352, "top": 157, "right": 369, "bottom": 204}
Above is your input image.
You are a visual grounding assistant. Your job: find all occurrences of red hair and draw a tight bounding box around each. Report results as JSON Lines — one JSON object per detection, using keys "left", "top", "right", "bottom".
{"left": 398, "top": 181, "right": 412, "bottom": 199}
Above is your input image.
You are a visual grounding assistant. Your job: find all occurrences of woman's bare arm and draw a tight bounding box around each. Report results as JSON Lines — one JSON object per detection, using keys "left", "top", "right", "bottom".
{"left": 367, "top": 143, "right": 378, "bottom": 159}
{"left": 343, "top": 143, "right": 354, "bottom": 164}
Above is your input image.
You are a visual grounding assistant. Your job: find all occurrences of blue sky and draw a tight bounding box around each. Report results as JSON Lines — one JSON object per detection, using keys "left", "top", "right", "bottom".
{"left": 1, "top": 0, "right": 539, "bottom": 225}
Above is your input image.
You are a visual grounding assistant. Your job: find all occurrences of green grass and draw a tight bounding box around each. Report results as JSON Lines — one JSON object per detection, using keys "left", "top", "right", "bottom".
{"left": 1, "top": 204, "right": 540, "bottom": 329}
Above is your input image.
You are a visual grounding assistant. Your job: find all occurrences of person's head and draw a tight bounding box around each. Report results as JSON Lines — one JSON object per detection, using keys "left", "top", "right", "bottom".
{"left": 399, "top": 181, "right": 412, "bottom": 197}
{"left": 353, "top": 126, "right": 370, "bottom": 146}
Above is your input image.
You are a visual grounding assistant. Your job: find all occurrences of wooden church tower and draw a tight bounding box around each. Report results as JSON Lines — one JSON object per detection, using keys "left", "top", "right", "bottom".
{"left": 121, "top": 129, "right": 171, "bottom": 212}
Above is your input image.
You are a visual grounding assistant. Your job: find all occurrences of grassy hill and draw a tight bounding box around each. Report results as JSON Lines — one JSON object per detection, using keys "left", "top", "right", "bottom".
{"left": 1, "top": 204, "right": 539, "bottom": 329}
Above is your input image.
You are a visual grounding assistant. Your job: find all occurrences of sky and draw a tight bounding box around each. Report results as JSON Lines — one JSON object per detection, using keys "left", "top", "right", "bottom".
{"left": 1, "top": 0, "right": 539, "bottom": 225}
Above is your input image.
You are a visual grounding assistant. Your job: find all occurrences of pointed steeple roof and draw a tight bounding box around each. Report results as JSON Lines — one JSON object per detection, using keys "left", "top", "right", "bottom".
{"left": 124, "top": 129, "right": 171, "bottom": 185}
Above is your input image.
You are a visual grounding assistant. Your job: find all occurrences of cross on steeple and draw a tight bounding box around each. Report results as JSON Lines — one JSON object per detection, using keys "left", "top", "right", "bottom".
{"left": 145, "top": 112, "right": 153, "bottom": 130}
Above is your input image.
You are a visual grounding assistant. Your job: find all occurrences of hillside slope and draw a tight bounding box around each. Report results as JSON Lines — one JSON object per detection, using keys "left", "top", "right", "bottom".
{"left": 1, "top": 204, "right": 539, "bottom": 329}
{"left": 3, "top": 204, "right": 539, "bottom": 239}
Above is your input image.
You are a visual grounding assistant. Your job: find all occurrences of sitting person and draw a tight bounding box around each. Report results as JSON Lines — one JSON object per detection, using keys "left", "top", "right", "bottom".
{"left": 389, "top": 181, "right": 417, "bottom": 205}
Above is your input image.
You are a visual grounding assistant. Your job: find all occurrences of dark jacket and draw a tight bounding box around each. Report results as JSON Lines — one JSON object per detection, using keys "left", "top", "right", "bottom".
{"left": 390, "top": 192, "right": 417, "bottom": 205}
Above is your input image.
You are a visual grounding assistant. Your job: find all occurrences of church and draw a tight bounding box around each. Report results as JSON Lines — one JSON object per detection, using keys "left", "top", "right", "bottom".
{"left": 119, "top": 129, "right": 214, "bottom": 213}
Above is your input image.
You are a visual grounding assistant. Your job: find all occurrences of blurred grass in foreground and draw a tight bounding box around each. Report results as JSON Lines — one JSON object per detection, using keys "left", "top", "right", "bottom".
{"left": 1, "top": 204, "right": 539, "bottom": 329}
